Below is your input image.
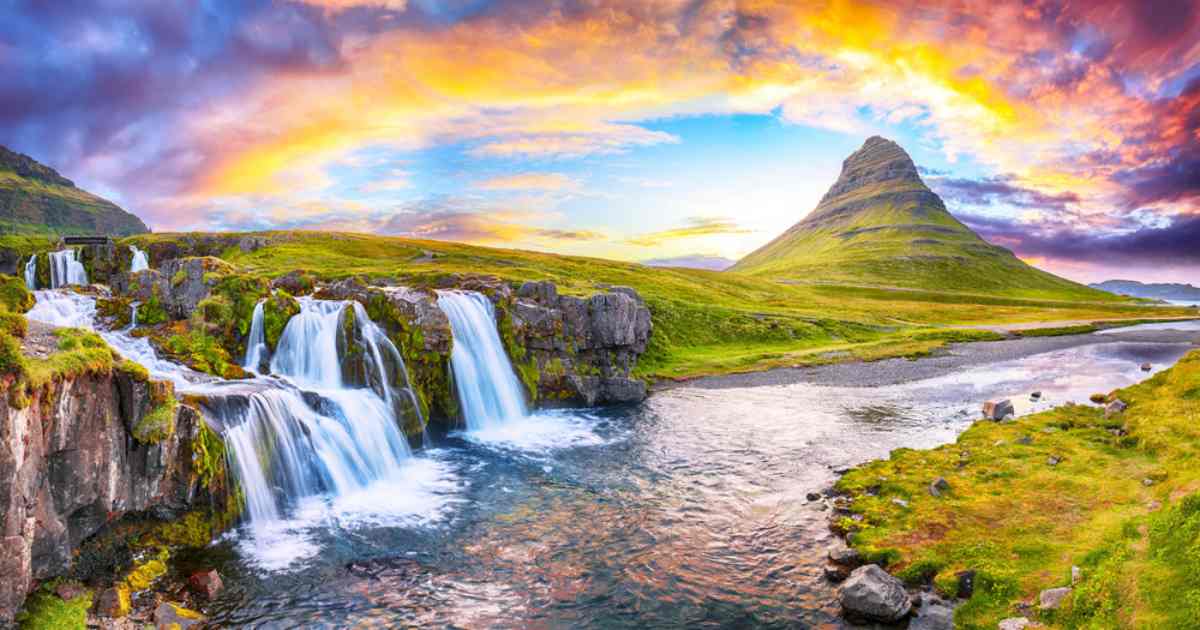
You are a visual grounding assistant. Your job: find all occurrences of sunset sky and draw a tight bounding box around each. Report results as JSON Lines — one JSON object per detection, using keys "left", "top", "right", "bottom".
{"left": 2, "top": 0, "right": 1198, "bottom": 283}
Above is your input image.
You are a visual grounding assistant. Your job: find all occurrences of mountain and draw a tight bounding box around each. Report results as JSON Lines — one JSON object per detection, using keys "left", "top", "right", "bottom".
{"left": 642, "top": 255, "right": 736, "bottom": 271}
{"left": 1091, "top": 279, "right": 1200, "bottom": 302}
{"left": 0, "top": 145, "right": 149, "bottom": 236}
{"left": 730, "top": 137, "right": 1114, "bottom": 301}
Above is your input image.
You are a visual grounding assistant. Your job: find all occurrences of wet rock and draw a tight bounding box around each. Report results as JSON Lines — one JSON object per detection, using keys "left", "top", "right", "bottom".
{"left": 94, "top": 587, "right": 131, "bottom": 618}
{"left": 54, "top": 581, "right": 85, "bottom": 602}
{"left": 998, "top": 618, "right": 1032, "bottom": 630}
{"left": 1030, "top": 391, "right": 1042, "bottom": 400}
{"left": 1039, "top": 586, "right": 1072, "bottom": 610}
{"left": 929, "top": 477, "right": 951, "bottom": 497}
{"left": 188, "top": 569, "right": 223, "bottom": 601}
{"left": 1141, "top": 363, "right": 1152, "bottom": 372}
{"left": 824, "top": 564, "right": 851, "bottom": 583}
{"left": 828, "top": 547, "right": 862, "bottom": 567}
{"left": 806, "top": 491, "right": 822, "bottom": 502}
{"left": 154, "top": 602, "right": 206, "bottom": 629}
{"left": 909, "top": 593, "right": 954, "bottom": 630}
{"left": 839, "top": 564, "right": 912, "bottom": 623}
{"left": 1105, "top": 399, "right": 1128, "bottom": 419}
{"left": 982, "top": 400, "right": 1015, "bottom": 420}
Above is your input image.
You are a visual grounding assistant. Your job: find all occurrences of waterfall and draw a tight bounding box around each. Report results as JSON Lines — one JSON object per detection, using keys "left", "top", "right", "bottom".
{"left": 48, "top": 249, "right": 87, "bottom": 288}
{"left": 26, "top": 289, "right": 430, "bottom": 530}
{"left": 130, "top": 245, "right": 149, "bottom": 273}
{"left": 243, "top": 301, "right": 266, "bottom": 373}
{"left": 437, "top": 291, "right": 528, "bottom": 431}
{"left": 24, "top": 256, "right": 37, "bottom": 290}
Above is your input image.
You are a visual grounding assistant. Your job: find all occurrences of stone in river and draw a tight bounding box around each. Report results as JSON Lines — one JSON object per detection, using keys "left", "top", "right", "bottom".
{"left": 188, "top": 569, "right": 223, "bottom": 601}
{"left": 982, "top": 400, "right": 1015, "bottom": 420}
{"left": 839, "top": 565, "right": 912, "bottom": 622}
{"left": 1141, "top": 363, "right": 1152, "bottom": 372}
{"left": 154, "top": 602, "right": 206, "bottom": 629}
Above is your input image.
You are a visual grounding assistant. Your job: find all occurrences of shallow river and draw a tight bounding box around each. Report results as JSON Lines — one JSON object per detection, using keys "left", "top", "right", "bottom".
{"left": 195, "top": 329, "right": 1198, "bottom": 628}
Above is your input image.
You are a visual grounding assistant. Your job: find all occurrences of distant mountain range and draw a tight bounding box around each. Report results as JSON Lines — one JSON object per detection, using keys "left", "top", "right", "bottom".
{"left": 730, "top": 136, "right": 1114, "bottom": 301}
{"left": 0, "top": 145, "right": 148, "bottom": 236}
{"left": 1090, "top": 280, "right": 1200, "bottom": 302}
{"left": 642, "top": 255, "right": 736, "bottom": 271}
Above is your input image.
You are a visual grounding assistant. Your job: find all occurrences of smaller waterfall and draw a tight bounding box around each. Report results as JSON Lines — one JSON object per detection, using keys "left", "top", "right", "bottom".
{"left": 130, "top": 245, "right": 149, "bottom": 273}
{"left": 437, "top": 291, "right": 528, "bottom": 431}
{"left": 26, "top": 290, "right": 97, "bottom": 328}
{"left": 49, "top": 249, "right": 87, "bottom": 288}
{"left": 243, "top": 301, "right": 267, "bottom": 373}
{"left": 23, "top": 256, "right": 37, "bottom": 290}
{"left": 128, "top": 302, "right": 139, "bottom": 331}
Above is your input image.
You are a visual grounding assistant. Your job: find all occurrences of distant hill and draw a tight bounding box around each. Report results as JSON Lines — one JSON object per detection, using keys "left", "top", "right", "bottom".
{"left": 730, "top": 137, "right": 1116, "bottom": 301}
{"left": 0, "top": 145, "right": 148, "bottom": 236}
{"left": 642, "top": 255, "right": 736, "bottom": 271}
{"left": 1091, "top": 279, "right": 1200, "bottom": 302}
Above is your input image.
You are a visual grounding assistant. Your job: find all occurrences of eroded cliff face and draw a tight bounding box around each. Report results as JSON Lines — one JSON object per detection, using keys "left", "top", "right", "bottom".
{"left": 0, "top": 370, "right": 230, "bottom": 625}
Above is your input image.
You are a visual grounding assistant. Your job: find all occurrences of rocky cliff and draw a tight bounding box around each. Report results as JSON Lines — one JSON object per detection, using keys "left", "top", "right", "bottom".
{"left": 0, "top": 365, "right": 233, "bottom": 625}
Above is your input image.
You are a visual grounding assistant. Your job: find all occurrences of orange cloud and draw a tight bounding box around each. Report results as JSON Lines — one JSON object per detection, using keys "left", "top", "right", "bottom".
{"left": 475, "top": 172, "right": 577, "bottom": 192}
{"left": 627, "top": 217, "right": 753, "bottom": 247}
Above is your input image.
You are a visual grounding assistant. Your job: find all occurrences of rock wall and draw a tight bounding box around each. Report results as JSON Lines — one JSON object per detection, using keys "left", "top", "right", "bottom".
{"left": 505, "top": 280, "right": 652, "bottom": 406}
{"left": 0, "top": 370, "right": 231, "bottom": 625}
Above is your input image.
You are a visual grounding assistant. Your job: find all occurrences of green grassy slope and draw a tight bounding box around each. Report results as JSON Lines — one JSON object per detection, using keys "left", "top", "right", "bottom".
{"left": 731, "top": 137, "right": 1111, "bottom": 301}
{"left": 123, "top": 231, "right": 1193, "bottom": 380}
{"left": 836, "top": 350, "right": 1200, "bottom": 628}
{"left": 0, "top": 146, "right": 148, "bottom": 236}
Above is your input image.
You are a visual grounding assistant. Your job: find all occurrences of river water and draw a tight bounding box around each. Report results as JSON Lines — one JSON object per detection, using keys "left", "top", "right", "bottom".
{"left": 185, "top": 326, "right": 1197, "bottom": 629}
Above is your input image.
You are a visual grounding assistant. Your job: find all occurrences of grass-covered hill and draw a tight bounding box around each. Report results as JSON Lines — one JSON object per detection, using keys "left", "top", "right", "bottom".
{"left": 0, "top": 145, "right": 148, "bottom": 236}
{"left": 121, "top": 231, "right": 1192, "bottom": 380}
{"left": 731, "top": 137, "right": 1109, "bottom": 301}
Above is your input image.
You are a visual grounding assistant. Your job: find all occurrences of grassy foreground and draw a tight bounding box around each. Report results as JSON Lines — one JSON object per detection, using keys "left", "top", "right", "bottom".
{"left": 835, "top": 350, "right": 1200, "bottom": 629}
{"left": 124, "top": 231, "right": 1195, "bottom": 380}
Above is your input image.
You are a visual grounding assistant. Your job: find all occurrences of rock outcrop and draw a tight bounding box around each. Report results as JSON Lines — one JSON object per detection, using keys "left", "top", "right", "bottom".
{"left": 505, "top": 280, "right": 652, "bottom": 405}
{"left": 0, "top": 368, "right": 232, "bottom": 625}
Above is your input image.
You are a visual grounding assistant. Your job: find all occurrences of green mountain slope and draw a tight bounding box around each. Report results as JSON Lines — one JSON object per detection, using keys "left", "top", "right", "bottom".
{"left": 731, "top": 137, "right": 1112, "bottom": 301}
{"left": 0, "top": 145, "right": 149, "bottom": 236}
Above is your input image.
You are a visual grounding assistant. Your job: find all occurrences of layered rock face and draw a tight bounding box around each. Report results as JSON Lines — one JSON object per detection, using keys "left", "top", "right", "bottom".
{"left": 506, "top": 280, "right": 652, "bottom": 405}
{"left": 0, "top": 370, "right": 228, "bottom": 624}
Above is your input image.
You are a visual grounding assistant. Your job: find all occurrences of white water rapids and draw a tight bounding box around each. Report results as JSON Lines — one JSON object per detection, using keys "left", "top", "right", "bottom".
{"left": 129, "top": 245, "right": 149, "bottom": 273}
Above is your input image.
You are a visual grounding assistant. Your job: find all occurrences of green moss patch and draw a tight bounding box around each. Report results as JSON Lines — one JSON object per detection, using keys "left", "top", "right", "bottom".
{"left": 133, "top": 394, "right": 178, "bottom": 444}
{"left": 14, "top": 579, "right": 92, "bottom": 630}
{"left": 0, "top": 275, "right": 34, "bottom": 313}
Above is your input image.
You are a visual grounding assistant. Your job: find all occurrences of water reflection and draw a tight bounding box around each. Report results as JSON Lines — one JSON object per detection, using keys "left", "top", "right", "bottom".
{"left": 206, "top": 338, "right": 1194, "bottom": 629}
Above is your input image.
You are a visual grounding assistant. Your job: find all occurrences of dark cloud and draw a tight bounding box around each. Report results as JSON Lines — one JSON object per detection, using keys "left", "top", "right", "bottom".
{"left": 929, "top": 175, "right": 1080, "bottom": 213}
{"left": 959, "top": 210, "right": 1200, "bottom": 266}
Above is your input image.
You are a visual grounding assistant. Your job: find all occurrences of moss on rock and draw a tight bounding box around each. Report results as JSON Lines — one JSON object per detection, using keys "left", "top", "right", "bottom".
{"left": 133, "top": 394, "right": 178, "bottom": 444}
{"left": 0, "top": 275, "right": 34, "bottom": 313}
{"left": 261, "top": 289, "right": 300, "bottom": 350}
{"left": 14, "top": 580, "right": 92, "bottom": 630}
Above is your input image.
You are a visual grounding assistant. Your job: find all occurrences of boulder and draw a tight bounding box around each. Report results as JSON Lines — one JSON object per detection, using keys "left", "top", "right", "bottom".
{"left": 1141, "top": 363, "right": 1152, "bottom": 372}
{"left": 94, "top": 586, "right": 131, "bottom": 618}
{"left": 828, "top": 547, "right": 862, "bottom": 567}
{"left": 839, "top": 564, "right": 912, "bottom": 623}
{"left": 154, "top": 602, "right": 206, "bottom": 629}
{"left": 1039, "top": 586, "right": 1072, "bottom": 610}
{"left": 824, "top": 564, "right": 851, "bottom": 583}
{"left": 1105, "top": 399, "right": 1128, "bottom": 419}
{"left": 956, "top": 569, "right": 977, "bottom": 598}
{"left": 998, "top": 618, "right": 1032, "bottom": 630}
{"left": 982, "top": 400, "right": 1015, "bottom": 420}
{"left": 188, "top": 569, "right": 223, "bottom": 601}
{"left": 806, "top": 491, "right": 822, "bottom": 502}
{"left": 929, "top": 477, "right": 951, "bottom": 497}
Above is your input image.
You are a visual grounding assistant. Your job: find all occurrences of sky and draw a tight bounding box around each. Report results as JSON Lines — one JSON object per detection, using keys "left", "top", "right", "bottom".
{"left": 1, "top": 0, "right": 1198, "bottom": 284}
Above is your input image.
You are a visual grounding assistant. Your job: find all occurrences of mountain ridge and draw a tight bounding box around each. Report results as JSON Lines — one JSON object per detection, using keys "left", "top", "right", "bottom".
{"left": 1091, "top": 279, "right": 1200, "bottom": 302}
{"left": 730, "top": 137, "right": 1116, "bottom": 301}
{"left": 0, "top": 145, "right": 149, "bottom": 236}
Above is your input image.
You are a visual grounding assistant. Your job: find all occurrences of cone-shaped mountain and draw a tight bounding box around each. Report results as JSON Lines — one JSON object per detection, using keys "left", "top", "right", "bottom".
{"left": 731, "top": 137, "right": 1109, "bottom": 300}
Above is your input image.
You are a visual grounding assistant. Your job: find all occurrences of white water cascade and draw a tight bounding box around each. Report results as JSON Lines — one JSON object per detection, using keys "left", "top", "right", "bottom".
{"left": 23, "top": 256, "right": 37, "bottom": 290}
{"left": 130, "top": 245, "right": 149, "bottom": 273}
{"left": 437, "top": 291, "right": 529, "bottom": 431}
{"left": 48, "top": 249, "right": 87, "bottom": 288}
{"left": 242, "top": 301, "right": 266, "bottom": 373}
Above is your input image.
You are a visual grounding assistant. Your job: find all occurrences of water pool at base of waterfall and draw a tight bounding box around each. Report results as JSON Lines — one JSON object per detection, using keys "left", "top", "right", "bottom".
{"left": 195, "top": 339, "right": 1194, "bottom": 629}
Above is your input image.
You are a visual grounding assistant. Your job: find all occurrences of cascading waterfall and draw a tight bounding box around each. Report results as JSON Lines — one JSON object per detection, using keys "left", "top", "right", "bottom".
{"left": 49, "top": 249, "right": 87, "bottom": 288}
{"left": 242, "top": 301, "right": 266, "bottom": 373}
{"left": 25, "top": 289, "right": 429, "bottom": 529}
{"left": 130, "top": 245, "right": 149, "bottom": 273}
{"left": 437, "top": 291, "right": 529, "bottom": 430}
{"left": 24, "top": 256, "right": 37, "bottom": 290}
{"left": 220, "top": 297, "right": 426, "bottom": 523}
